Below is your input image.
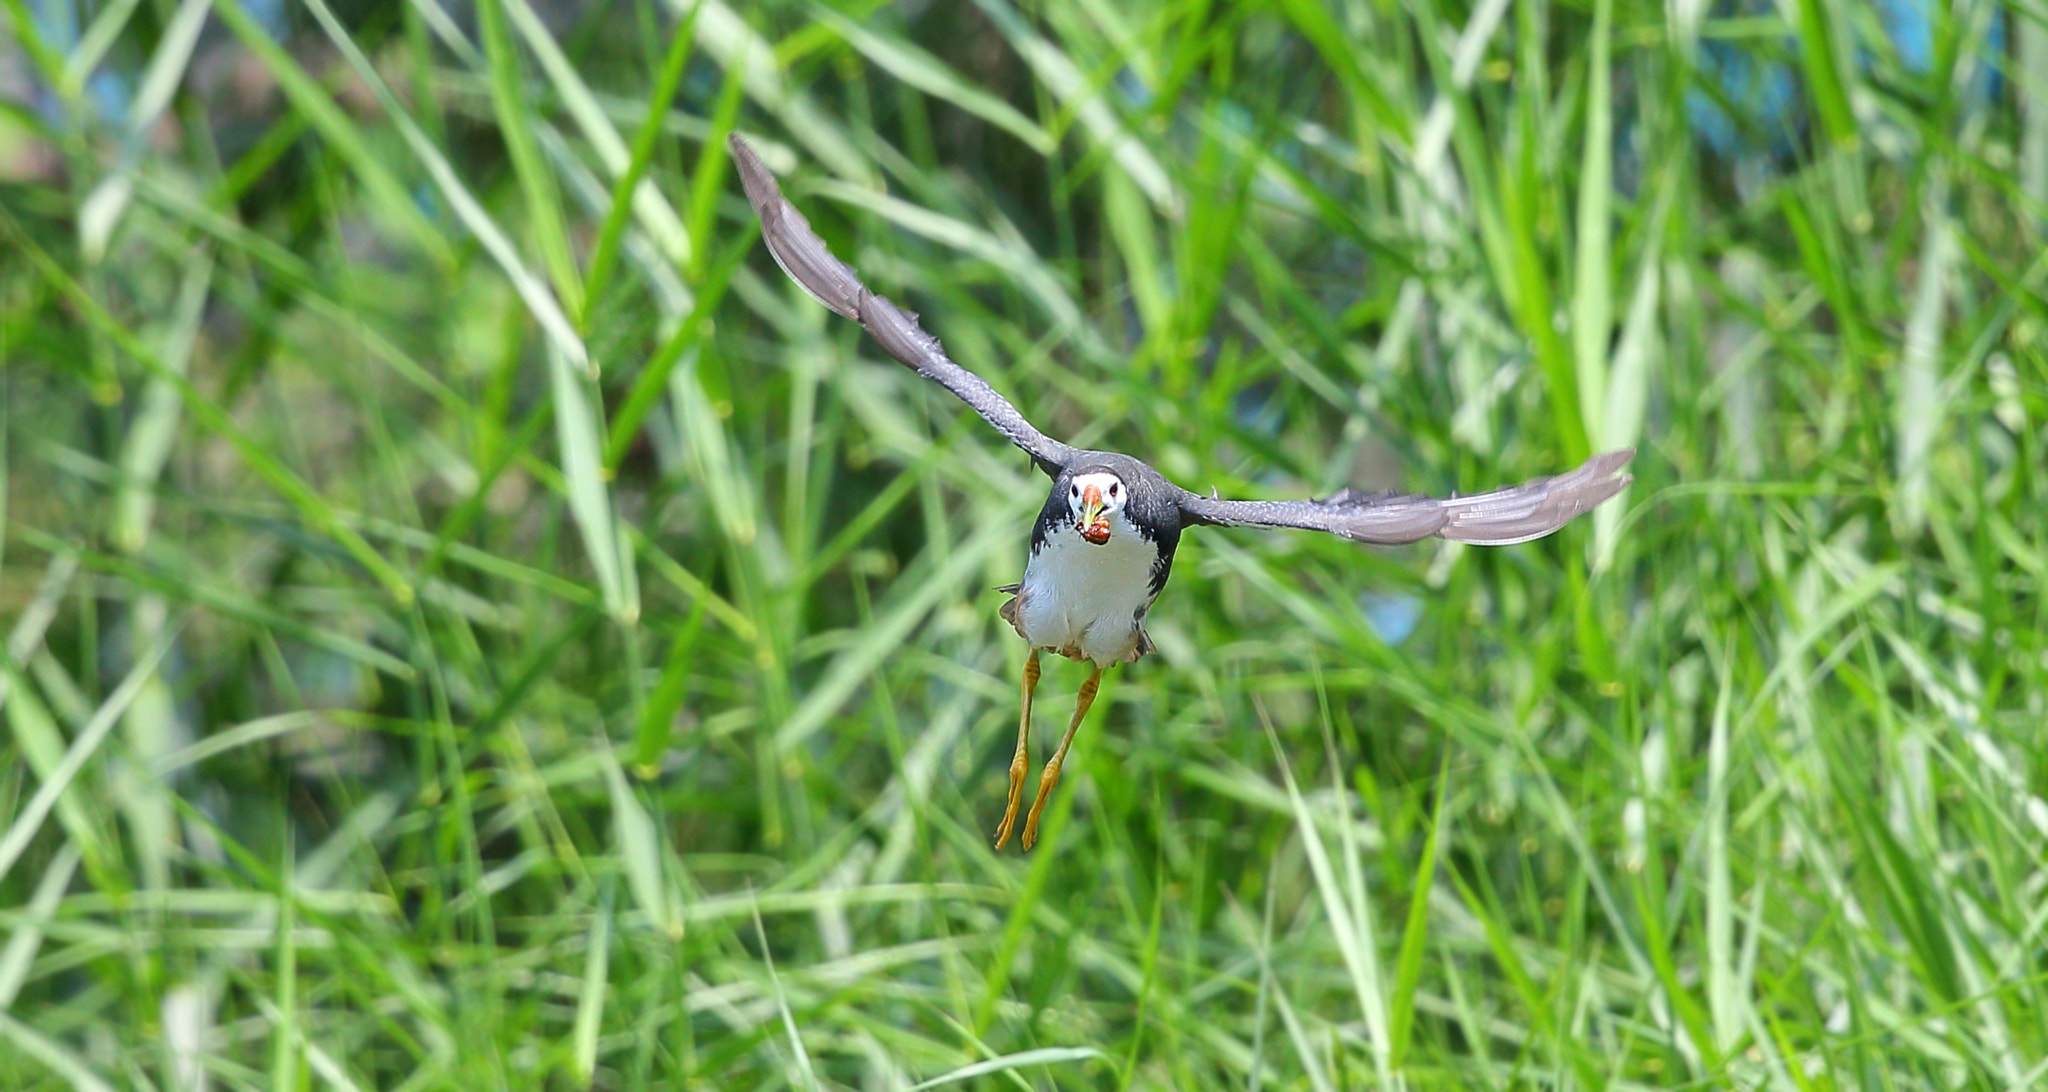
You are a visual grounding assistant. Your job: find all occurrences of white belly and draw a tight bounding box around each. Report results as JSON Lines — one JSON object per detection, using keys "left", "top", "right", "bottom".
{"left": 1016, "top": 519, "right": 1157, "bottom": 666}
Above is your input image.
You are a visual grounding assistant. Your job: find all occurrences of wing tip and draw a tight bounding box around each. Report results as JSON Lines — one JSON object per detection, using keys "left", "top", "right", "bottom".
{"left": 728, "top": 132, "right": 777, "bottom": 216}
{"left": 731, "top": 132, "right": 869, "bottom": 323}
{"left": 1436, "top": 447, "right": 1638, "bottom": 546}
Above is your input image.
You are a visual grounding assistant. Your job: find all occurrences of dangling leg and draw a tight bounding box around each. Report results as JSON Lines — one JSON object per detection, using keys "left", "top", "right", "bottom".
{"left": 1021, "top": 664, "right": 1103, "bottom": 851}
{"left": 992, "top": 649, "right": 1040, "bottom": 849}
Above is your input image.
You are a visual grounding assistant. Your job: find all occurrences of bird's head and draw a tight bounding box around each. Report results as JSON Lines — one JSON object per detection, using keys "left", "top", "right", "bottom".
{"left": 1066, "top": 471, "right": 1127, "bottom": 546}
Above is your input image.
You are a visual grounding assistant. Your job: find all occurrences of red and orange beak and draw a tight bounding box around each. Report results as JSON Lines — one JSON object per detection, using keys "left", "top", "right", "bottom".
{"left": 1077, "top": 484, "right": 1111, "bottom": 545}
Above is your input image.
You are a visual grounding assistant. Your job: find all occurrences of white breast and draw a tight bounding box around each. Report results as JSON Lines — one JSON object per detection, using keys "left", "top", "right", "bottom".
{"left": 1015, "top": 513, "right": 1158, "bottom": 666}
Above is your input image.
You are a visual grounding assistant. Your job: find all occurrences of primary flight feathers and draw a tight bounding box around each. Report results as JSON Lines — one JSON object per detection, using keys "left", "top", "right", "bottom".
{"left": 730, "top": 134, "right": 1077, "bottom": 476}
{"left": 728, "top": 132, "right": 1634, "bottom": 545}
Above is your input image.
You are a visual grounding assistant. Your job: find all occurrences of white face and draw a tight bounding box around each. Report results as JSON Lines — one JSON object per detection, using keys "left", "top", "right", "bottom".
{"left": 1067, "top": 472, "right": 1129, "bottom": 524}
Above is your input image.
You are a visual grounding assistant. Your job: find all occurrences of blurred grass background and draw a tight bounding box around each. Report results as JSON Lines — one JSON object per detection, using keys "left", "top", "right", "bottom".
{"left": 3, "top": 0, "right": 2046, "bottom": 1086}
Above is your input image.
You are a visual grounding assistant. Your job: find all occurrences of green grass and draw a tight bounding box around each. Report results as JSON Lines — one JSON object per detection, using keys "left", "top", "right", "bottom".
{"left": 3, "top": 0, "right": 2045, "bottom": 1087}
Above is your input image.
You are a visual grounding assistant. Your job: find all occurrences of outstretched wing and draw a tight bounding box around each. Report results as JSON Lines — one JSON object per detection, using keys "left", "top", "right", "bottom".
{"left": 729, "top": 134, "right": 1076, "bottom": 477}
{"left": 1174, "top": 448, "right": 1635, "bottom": 546}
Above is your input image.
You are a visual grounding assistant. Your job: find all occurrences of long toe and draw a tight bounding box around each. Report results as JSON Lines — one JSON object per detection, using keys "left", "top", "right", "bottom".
{"left": 993, "top": 758, "right": 1027, "bottom": 849}
{"left": 1021, "top": 768, "right": 1061, "bottom": 851}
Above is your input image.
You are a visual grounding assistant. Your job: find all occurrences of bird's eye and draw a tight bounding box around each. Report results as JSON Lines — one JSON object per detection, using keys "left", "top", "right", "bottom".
{"left": 1109, "top": 483, "right": 1120, "bottom": 498}
{"left": 1071, "top": 485, "right": 1080, "bottom": 498}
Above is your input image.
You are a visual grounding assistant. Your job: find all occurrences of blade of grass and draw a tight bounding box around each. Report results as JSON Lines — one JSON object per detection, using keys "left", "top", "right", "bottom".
{"left": 602, "top": 226, "right": 750, "bottom": 474}
{"left": 208, "top": 0, "right": 454, "bottom": 269}
{"left": 0, "top": 842, "right": 80, "bottom": 1010}
{"left": 1266, "top": 0, "right": 1410, "bottom": 153}
{"left": 573, "top": 889, "right": 613, "bottom": 1083}
{"left": 112, "top": 248, "right": 211, "bottom": 554}
{"left": 967, "top": 0, "right": 1177, "bottom": 212}
{"left": 1500, "top": 98, "right": 1586, "bottom": 462}
{"left": 603, "top": 748, "right": 678, "bottom": 937}
{"left": 0, "top": 613, "right": 181, "bottom": 884}
{"left": 500, "top": 0, "right": 691, "bottom": 264}
{"left": 803, "top": 1, "right": 1053, "bottom": 157}
{"left": 1705, "top": 632, "right": 1738, "bottom": 1054}
{"left": 0, "top": 1014, "right": 116, "bottom": 1092}
{"left": 682, "top": 45, "right": 749, "bottom": 283}
{"left": 1894, "top": 170, "right": 1952, "bottom": 536}
{"left": 6, "top": 222, "right": 415, "bottom": 603}
{"left": 476, "top": 0, "right": 584, "bottom": 318}
{"left": 76, "top": 0, "right": 209, "bottom": 261}
{"left": 683, "top": 0, "right": 868, "bottom": 180}
{"left": 1388, "top": 753, "right": 1449, "bottom": 1071}
{"left": 1570, "top": 0, "right": 1613, "bottom": 443}
{"left": 632, "top": 596, "right": 707, "bottom": 775}
{"left": 271, "top": 837, "right": 300, "bottom": 1091}
{"left": 906, "top": 1047, "right": 1104, "bottom": 1090}
{"left": 547, "top": 343, "right": 638, "bottom": 622}
{"left": 583, "top": 2, "right": 701, "bottom": 325}
{"left": 751, "top": 893, "right": 822, "bottom": 1092}
{"left": 1260, "top": 699, "right": 1391, "bottom": 1089}
{"left": 299, "top": 0, "right": 594, "bottom": 378}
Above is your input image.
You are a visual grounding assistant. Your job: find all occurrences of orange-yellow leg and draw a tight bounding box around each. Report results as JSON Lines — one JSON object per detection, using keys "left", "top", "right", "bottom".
{"left": 992, "top": 650, "right": 1041, "bottom": 849}
{"left": 1021, "top": 665, "right": 1103, "bottom": 851}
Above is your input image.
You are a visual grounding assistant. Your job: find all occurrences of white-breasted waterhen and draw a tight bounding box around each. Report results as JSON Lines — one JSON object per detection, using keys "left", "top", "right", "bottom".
{"left": 730, "top": 134, "right": 1634, "bottom": 851}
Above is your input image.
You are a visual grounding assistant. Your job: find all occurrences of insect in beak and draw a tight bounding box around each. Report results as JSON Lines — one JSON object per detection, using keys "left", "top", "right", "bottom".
{"left": 1077, "top": 484, "right": 1110, "bottom": 545}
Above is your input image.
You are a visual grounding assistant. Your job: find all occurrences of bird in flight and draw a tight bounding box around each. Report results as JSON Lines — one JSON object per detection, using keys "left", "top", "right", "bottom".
{"left": 729, "top": 134, "right": 1634, "bottom": 852}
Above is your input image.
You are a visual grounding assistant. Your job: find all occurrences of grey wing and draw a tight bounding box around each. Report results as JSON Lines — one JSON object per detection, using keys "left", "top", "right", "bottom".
{"left": 1174, "top": 449, "right": 1635, "bottom": 546}
{"left": 729, "top": 134, "right": 1076, "bottom": 477}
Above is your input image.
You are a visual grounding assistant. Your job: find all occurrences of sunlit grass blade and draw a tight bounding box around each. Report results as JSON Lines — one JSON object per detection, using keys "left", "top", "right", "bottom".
{"left": 1894, "top": 173, "right": 1953, "bottom": 536}
{"left": 547, "top": 343, "right": 637, "bottom": 622}
{"left": 906, "top": 1047, "right": 1104, "bottom": 1090}
{"left": 0, "top": 841, "right": 79, "bottom": 1008}
{"left": 1570, "top": 0, "right": 1613, "bottom": 444}
{"left": 63, "top": 0, "right": 146, "bottom": 95}
{"left": 804, "top": 1, "right": 1052, "bottom": 157}
{"left": 76, "top": 0, "right": 209, "bottom": 261}
{"left": 774, "top": 518, "right": 1013, "bottom": 751}
{"left": 683, "top": 0, "right": 868, "bottom": 180}
{"left": 1704, "top": 634, "right": 1738, "bottom": 1055}
{"left": 112, "top": 249, "right": 211, "bottom": 554}
{"left": 583, "top": 3, "right": 701, "bottom": 324}
{"left": 682, "top": 50, "right": 749, "bottom": 283}
{"left": 633, "top": 596, "right": 706, "bottom": 775}
{"left": 208, "top": 0, "right": 453, "bottom": 268}
{"left": 669, "top": 344, "right": 757, "bottom": 545}
{"left": 299, "top": 0, "right": 594, "bottom": 377}
{"left": 603, "top": 749, "right": 676, "bottom": 937}
{"left": 968, "top": 0, "right": 1177, "bottom": 212}
{"left": 476, "top": 0, "right": 583, "bottom": 318}
{"left": 271, "top": 837, "right": 300, "bottom": 1090}
{"left": 500, "top": 0, "right": 691, "bottom": 265}
{"left": 572, "top": 890, "right": 612, "bottom": 1083}
{"left": 752, "top": 894, "right": 822, "bottom": 1092}
{"left": 0, "top": 614, "right": 180, "bottom": 885}
{"left": 1591, "top": 179, "right": 1668, "bottom": 564}
{"left": 1260, "top": 704, "right": 1391, "bottom": 1088}
{"left": 0, "top": 1014, "right": 116, "bottom": 1092}
{"left": 1387, "top": 756, "right": 1448, "bottom": 1072}
{"left": 7, "top": 224, "right": 415, "bottom": 603}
